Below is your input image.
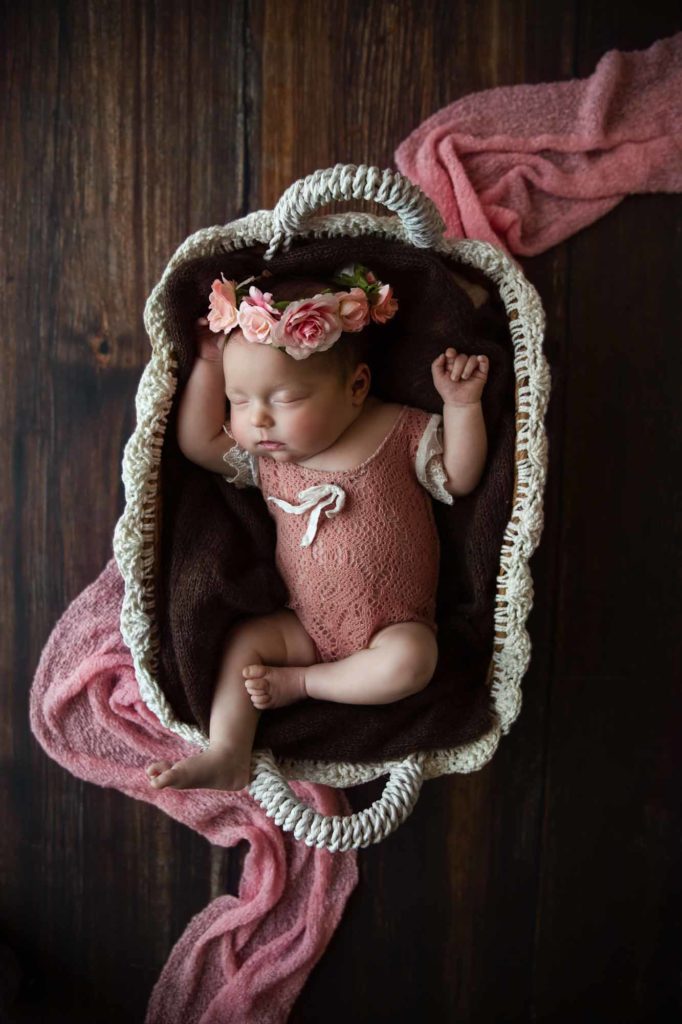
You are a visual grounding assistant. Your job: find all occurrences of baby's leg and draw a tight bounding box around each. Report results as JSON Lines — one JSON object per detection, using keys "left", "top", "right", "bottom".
{"left": 146, "top": 609, "right": 317, "bottom": 791}
{"left": 244, "top": 622, "right": 437, "bottom": 709}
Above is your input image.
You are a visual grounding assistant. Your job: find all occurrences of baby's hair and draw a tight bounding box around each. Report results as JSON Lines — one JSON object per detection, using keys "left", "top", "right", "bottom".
{"left": 264, "top": 275, "right": 373, "bottom": 381}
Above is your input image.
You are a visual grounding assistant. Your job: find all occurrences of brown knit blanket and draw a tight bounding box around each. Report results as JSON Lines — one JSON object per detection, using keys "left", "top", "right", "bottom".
{"left": 153, "top": 235, "right": 515, "bottom": 763}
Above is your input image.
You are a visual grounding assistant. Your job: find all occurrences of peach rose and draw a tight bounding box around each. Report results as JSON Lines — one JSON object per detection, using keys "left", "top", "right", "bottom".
{"left": 336, "top": 287, "right": 370, "bottom": 333}
{"left": 270, "top": 294, "right": 343, "bottom": 360}
{"left": 238, "top": 304, "right": 279, "bottom": 344}
{"left": 207, "top": 275, "right": 239, "bottom": 334}
{"left": 369, "top": 283, "right": 398, "bottom": 324}
{"left": 238, "top": 286, "right": 280, "bottom": 343}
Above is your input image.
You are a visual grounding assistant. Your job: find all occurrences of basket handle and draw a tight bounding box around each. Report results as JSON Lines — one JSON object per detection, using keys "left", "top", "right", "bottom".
{"left": 249, "top": 748, "right": 425, "bottom": 852}
{"left": 263, "top": 163, "right": 445, "bottom": 260}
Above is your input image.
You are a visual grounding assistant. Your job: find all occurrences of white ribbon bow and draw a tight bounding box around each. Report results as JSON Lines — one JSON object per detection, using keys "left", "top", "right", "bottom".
{"left": 267, "top": 483, "right": 347, "bottom": 548}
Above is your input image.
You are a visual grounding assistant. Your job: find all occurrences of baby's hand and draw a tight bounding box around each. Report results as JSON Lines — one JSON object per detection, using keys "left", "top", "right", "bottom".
{"left": 431, "top": 347, "right": 489, "bottom": 406}
{"left": 195, "top": 316, "right": 225, "bottom": 362}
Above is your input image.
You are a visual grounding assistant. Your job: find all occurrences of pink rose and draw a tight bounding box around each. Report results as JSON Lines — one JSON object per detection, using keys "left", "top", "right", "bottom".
{"left": 207, "top": 275, "right": 239, "bottom": 334}
{"left": 238, "top": 286, "right": 280, "bottom": 343}
{"left": 243, "top": 285, "right": 277, "bottom": 312}
{"left": 369, "top": 283, "right": 398, "bottom": 324}
{"left": 336, "top": 287, "right": 370, "bottom": 332}
{"left": 238, "top": 304, "right": 280, "bottom": 344}
{"left": 271, "top": 294, "right": 343, "bottom": 360}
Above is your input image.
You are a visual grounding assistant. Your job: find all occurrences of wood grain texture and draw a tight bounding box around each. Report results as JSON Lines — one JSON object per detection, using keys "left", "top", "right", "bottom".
{"left": 3, "top": 1, "right": 680, "bottom": 1021}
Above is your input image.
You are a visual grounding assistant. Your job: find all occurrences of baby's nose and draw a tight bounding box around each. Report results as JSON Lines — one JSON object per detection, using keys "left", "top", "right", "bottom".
{"left": 250, "top": 404, "right": 273, "bottom": 427}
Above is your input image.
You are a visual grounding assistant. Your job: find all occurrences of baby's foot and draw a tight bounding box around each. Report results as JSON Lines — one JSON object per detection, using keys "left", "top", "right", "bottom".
{"left": 242, "top": 663, "right": 308, "bottom": 710}
{"left": 145, "top": 744, "right": 251, "bottom": 792}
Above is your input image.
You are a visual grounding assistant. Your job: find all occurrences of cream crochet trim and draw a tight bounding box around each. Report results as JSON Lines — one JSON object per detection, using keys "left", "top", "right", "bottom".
{"left": 220, "top": 433, "right": 257, "bottom": 488}
{"left": 415, "top": 413, "right": 454, "bottom": 506}
{"left": 112, "top": 168, "right": 549, "bottom": 849}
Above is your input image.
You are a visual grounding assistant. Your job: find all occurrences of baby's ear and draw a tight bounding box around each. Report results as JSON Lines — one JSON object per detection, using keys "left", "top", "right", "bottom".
{"left": 350, "top": 365, "right": 371, "bottom": 404}
{"left": 352, "top": 362, "right": 370, "bottom": 386}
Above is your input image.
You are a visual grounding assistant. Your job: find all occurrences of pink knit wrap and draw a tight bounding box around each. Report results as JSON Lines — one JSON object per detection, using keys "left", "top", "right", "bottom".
{"left": 29, "top": 557, "right": 358, "bottom": 1023}
{"left": 395, "top": 32, "right": 682, "bottom": 256}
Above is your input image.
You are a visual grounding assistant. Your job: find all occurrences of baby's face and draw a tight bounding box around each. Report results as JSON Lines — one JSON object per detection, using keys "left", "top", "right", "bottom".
{"left": 223, "top": 332, "right": 354, "bottom": 462}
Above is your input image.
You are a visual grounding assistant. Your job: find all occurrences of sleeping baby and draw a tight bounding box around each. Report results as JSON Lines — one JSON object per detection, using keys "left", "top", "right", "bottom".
{"left": 146, "top": 263, "right": 488, "bottom": 791}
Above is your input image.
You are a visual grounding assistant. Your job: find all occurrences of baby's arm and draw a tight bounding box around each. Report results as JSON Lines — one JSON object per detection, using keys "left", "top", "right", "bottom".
{"left": 177, "top": 318, "right": 235, "bottom": 474}
{"left": 431, "top": 347, "right": 489, "bottom": 497}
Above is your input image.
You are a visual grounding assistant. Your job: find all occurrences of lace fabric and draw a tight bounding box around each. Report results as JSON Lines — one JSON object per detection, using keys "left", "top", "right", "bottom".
{"left": 219, "top": 405, "right": 454, "bottom": 663}
{"left": 415, "top": 414, "right": 454, "bottom": 505}
{"left": 221, "top": 423, "right": 260, "bottom": 488}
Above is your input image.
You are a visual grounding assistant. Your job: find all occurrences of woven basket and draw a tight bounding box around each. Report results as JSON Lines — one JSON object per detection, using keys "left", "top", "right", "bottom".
{"left": 113, "top": 164, "right": 550, "bottom": 852}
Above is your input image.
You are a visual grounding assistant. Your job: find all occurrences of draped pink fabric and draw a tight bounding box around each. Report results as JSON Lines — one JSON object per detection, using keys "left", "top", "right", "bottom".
{"left": 29, "top": 557, "right": 358, "bottom": 1023}
{"left": 395, "top": 32, "right": 682, "bottom": 256}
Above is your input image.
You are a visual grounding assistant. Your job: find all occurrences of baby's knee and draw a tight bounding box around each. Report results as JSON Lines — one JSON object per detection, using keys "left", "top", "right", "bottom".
{"left": 223, "top": 611, "right": 288, "bottom": 665}
{"left": 224, "top": 608, "right": 316, "bottom": 668}
{"left": 404, "top": 637, "right": 438, "bottom": 693}
{"left": 374, "top": 626, "right": 438, "bottom": 696}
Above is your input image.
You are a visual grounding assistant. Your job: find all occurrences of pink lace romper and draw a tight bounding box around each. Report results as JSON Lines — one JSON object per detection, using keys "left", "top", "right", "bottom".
{"left": 221, "top": 404, "right": 454, "bottom": 663}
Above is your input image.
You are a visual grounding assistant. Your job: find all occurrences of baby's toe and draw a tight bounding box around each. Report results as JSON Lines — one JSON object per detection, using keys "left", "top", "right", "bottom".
{"left": 147, "top": 760, "right": 172, "bottom": 779}
{"left": 244, "top": 676, "right": 269, "bottom": 693}
{"left": 248, "top": 689, "right": 272, "bottom": 708}
{"left": 149, "top": 765, "right": 178, "bottom": 789}
{"left": 243, "top": 664, "right": 267, "bottom": 679}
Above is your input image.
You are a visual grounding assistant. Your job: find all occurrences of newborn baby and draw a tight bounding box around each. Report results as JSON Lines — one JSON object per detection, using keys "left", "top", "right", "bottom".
{"left": 147, "top": 264, "right": 488, "bottom": 791}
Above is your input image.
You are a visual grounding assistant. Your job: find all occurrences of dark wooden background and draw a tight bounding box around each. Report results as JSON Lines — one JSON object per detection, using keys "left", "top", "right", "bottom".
{"left": 3, "top": 1, "right": 681, "bottom": 1021}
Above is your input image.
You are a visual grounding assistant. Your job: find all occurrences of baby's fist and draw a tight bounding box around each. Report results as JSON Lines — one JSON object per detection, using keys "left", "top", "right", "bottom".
{"left": 432, "top": 347, "right": 489, "bottom": 406}
{"left": 195, "top": 317, "right": 225, "bottom": 362}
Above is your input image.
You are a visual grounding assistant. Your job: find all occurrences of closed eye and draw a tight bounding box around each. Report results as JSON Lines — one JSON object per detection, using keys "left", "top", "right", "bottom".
{"left": 228, "top": 395, "right": 306, "bottom": 405}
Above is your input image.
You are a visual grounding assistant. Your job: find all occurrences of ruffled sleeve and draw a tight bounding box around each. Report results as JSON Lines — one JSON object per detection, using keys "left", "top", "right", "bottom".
{"left": 220, "top": 423, "right": 260, "bottom": 489}
{"left": 414, "top": 413, "right": 454, "bottom": 505}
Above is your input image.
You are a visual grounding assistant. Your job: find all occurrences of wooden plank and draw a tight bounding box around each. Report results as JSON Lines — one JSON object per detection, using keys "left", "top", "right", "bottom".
{"left": 3, "top": 1, "right": 249, "bottom": 1020}
{"left": 532, "top": 199, "right": 682, "bottom": 1019}
{"left": 531, "top": 7, "right": 682, "bottom": 1020}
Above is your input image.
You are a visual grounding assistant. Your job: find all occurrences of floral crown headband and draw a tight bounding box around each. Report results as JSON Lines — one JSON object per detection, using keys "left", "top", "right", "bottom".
{"left": 207, "top": 262, "right": 398, "bottom": 361}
